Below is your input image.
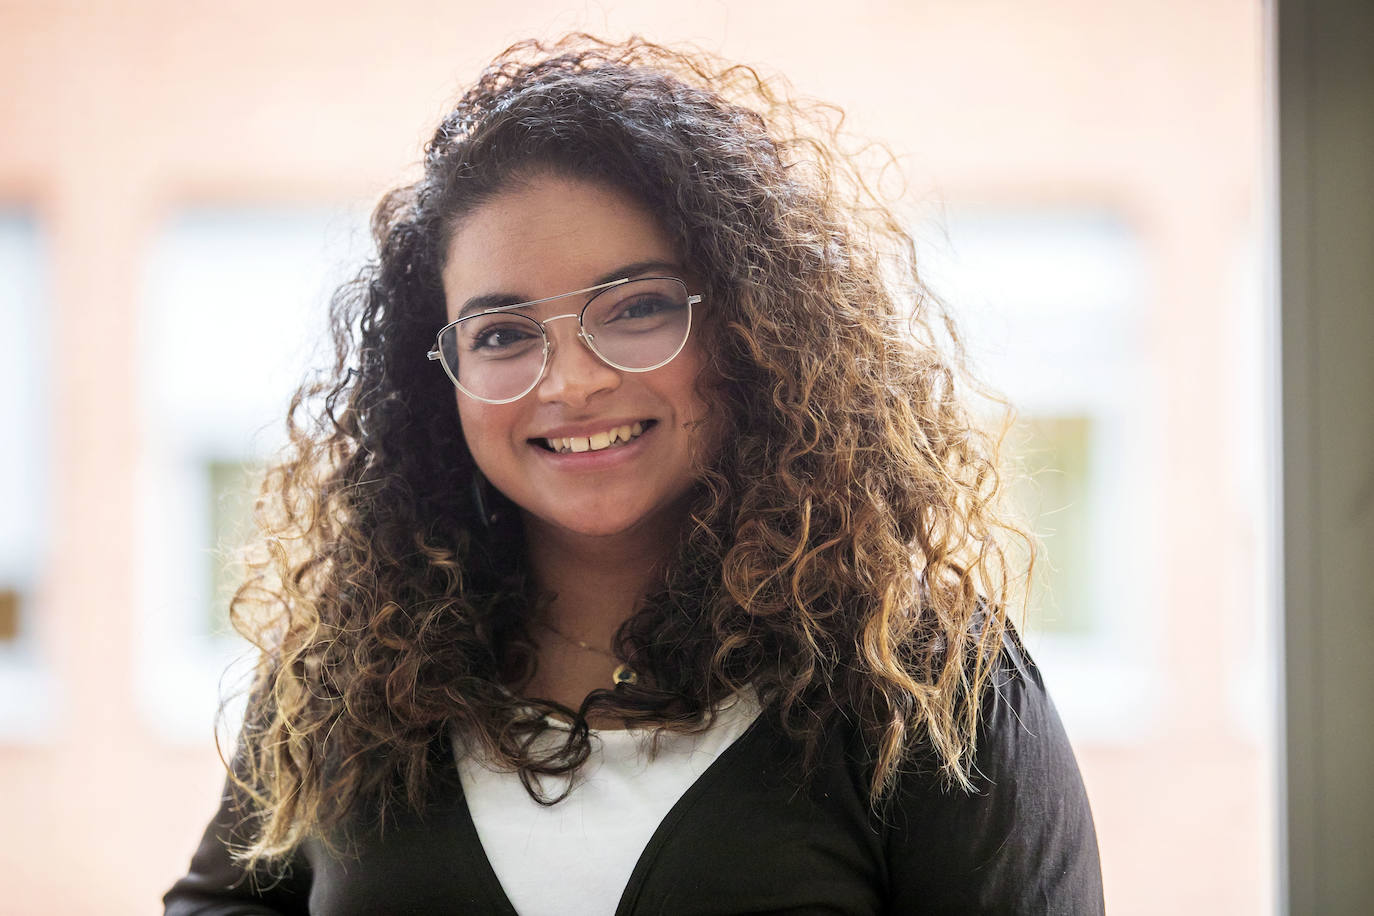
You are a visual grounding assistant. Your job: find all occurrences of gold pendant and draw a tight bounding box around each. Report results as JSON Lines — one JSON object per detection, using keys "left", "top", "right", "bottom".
{"left": 612, "top": 664, "right": 638, "bottom": 686}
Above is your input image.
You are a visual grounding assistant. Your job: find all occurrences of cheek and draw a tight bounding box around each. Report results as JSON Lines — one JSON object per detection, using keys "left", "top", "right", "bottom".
{"left": 685, "top": 340, "right": 718, "bottom": 409}
{"left": 689, "top": 396, "right": 724, "bottom": 470}
{"left": 455, "top": 392, "right": 474, "bottom": 450}
{"left": 677, "top": 365, "right": 724, "bottom": 467}
{"left": 456, "top": 396, "right": 502, "bottom": 468}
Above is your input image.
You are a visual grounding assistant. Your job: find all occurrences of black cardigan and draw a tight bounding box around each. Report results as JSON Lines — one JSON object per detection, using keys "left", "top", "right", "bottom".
{"left": 165, "top": 631, "right": 1104, "bottom": 914}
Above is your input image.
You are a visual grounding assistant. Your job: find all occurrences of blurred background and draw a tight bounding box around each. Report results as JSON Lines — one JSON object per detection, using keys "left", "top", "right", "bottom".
{"left": 1, "top": 0, "right": 1280, "bottom": 912}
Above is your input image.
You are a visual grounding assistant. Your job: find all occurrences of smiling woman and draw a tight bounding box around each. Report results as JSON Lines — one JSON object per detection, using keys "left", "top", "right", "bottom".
{"left": 166, "top": 34, "right": 1103, "bottom": 915}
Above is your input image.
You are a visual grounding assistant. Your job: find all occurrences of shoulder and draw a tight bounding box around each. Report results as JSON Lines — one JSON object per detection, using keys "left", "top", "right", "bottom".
{"left": 972, "top": 624, "right": 1088, "bottom": 803}
{"left": 164, "top": 768, "right": 315, "bottom": 915}
{"left": 880, "top": 625, "right": 1106, "bottom": 914}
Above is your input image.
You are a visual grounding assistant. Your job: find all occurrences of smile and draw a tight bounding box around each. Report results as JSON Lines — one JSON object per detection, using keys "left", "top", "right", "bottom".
{"left": 541, "top": 420, "right": 654, "bottom": 454}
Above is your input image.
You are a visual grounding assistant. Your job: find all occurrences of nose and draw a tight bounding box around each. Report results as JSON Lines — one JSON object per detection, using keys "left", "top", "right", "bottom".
{"left": 535, "top": 315, "right": 620, "bottom": 407}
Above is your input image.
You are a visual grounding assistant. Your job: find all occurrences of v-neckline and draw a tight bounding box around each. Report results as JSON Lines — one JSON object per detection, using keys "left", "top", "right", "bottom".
{"left": 449, "top": 711, "right": 770, "bottom": 915}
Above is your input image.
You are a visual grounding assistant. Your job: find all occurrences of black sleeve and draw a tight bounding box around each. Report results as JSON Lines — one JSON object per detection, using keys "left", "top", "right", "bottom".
{"left": 883, "top": 627, "right": 1105, "bottom": 915}
{"left": 163, "top": 772, "right": 313, "bottom": 916}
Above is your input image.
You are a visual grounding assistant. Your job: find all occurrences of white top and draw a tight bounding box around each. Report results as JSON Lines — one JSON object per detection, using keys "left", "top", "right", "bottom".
{"left": 455, "top": 692, "right": 762, "bottom": 916}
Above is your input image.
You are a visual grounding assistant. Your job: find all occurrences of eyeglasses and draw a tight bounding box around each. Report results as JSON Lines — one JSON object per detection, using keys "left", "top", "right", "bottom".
{"left": 428, "top": 276, "right": 700, "bottom": 404}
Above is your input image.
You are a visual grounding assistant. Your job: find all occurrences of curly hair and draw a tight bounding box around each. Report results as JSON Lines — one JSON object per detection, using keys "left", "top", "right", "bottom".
{"left": 226, "top": 34, "right": 1031, "bottom": 868}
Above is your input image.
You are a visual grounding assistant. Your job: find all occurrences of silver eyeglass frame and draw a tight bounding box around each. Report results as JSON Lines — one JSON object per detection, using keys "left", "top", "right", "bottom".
{"left": 427, "top": 276, "right": 701, "bottom": 404}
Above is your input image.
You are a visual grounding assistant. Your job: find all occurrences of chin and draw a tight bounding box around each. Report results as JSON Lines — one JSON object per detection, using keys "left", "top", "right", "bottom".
{"left": 521, "top": 494, "right": 695, "bottom": 543}
{"left": 548, "top": 513, "right": 659, "bottom": 540}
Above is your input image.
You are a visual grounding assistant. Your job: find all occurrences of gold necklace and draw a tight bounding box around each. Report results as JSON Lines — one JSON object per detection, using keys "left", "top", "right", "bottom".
{"left": 534, "top": 619, "right": 639, "bottom": 686}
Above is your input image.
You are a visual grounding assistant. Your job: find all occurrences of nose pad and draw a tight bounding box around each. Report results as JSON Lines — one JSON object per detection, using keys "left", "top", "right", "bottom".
{"left": 537, "top": 322, "right": 619, "bottom": 405}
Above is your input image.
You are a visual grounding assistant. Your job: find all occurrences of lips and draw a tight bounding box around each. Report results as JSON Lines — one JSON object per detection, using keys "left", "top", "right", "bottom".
{"left": 536, "top": 420, "right": 655, "bottom": 454}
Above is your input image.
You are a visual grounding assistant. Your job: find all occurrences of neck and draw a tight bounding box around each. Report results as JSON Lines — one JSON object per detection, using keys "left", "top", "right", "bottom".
{"left": 522, "top": 514, "right": 683, "bottom": 645}
{"left": 518, "top": 513, "right": 686, "bottom": 715}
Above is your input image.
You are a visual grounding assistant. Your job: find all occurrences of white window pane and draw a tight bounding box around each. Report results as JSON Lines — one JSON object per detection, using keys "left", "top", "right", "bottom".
{"left": 921, "top": 209, "right": 1160, "bottom": 742}
{"left": 136, "top": 206, "right": 367, "bottom": 741}
{"left": 0, "top": 214, "right": 48, "bottom": 586}
{"left": 0, "top": 211, "right": 56, "bottom": 738}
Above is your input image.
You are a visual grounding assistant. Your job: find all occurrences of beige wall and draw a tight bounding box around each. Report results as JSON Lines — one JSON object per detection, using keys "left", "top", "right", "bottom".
{"left": 0, "top": 1, "right": 1270, "bottom": 912}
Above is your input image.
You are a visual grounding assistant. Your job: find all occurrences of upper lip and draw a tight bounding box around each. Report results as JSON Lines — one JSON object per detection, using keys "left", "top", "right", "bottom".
{"left": 530, "top": 418, "right": 654, "bottom": 440}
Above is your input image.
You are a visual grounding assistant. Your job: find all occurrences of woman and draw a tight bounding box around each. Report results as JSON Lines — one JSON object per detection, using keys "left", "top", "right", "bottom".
{"left": 166, "top": 35, "right": 1103, "bottom": 914}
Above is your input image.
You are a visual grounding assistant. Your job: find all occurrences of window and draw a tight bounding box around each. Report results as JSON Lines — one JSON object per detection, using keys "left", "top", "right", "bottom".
{"left": 920, "top": 208, "right": 1160, "bottom": 741}
{"left": 136, "top": 207, "right": 367, "bottom": 741}
{"left": 0, "top": 211, "right": 55, "bottom": 739}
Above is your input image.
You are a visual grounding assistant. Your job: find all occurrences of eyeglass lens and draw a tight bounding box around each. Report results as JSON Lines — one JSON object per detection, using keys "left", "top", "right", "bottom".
{"left": 438, "top": 277, "right": 691, "bottom": 402}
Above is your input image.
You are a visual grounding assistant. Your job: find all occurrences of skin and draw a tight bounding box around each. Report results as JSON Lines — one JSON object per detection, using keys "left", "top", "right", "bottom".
{"left": 441, "top": 174, "right": 719, "bottom": 710}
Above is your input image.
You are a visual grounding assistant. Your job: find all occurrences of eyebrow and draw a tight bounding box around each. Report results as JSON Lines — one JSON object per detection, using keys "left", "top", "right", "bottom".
{"left": 456, "top": 259, "right": 685, "bottom": 319}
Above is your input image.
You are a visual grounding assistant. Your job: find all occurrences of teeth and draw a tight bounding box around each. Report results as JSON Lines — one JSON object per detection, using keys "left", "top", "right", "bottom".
{"left": 545, "top": 422, "right": 649, "bottom": 454}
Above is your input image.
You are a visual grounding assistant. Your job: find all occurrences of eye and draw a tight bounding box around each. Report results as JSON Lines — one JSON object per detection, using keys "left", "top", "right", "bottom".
{"left": 471, "top": 326, "right": 528, "bottom": 349}
{"left": 607, "top": 294, "right": 681, "bottom": 323}
{"left": 461, "top": 319, "right": 542, "bottom": 357}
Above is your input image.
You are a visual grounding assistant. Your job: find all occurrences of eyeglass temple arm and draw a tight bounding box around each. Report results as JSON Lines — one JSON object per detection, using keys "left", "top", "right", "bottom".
{"left": 427, "top": 349, "right": 440, "bottom": 361}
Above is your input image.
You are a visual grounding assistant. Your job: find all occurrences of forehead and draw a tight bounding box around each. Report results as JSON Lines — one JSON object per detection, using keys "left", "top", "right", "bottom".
{"left": 441, "top": 176, "right": 679, "bottom": 303}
